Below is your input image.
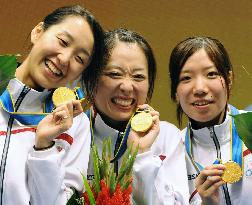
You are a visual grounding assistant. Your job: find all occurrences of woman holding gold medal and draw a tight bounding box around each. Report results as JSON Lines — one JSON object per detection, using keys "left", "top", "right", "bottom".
{"left": 87, "top": 28, "right": 189, "bottom": 205}
{"left": 0, "top": 5, "right": 104, "bottom": 205}
{"left": 169, "top": 36, "right": 252, "bottom": 205}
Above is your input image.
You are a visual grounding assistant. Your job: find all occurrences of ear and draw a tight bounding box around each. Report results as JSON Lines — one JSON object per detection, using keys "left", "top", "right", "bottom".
{"left": 31, "top": 22, "right": 44, "bottom": 44}
{"left": 228, "top": 70, "right": 233, "bottom": 91}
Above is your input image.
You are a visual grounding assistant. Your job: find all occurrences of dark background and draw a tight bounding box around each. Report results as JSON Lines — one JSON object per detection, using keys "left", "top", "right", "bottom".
{"left": 1, "top": 0, "right": 251, "bottom": 126}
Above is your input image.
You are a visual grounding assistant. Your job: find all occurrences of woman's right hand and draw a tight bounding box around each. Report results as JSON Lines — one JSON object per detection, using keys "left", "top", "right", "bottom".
{"left": 195, "top": 164, "right": 226, "bottom": 205}
{"left": 127, "top": 104, "right": 160, "bottom": 154}
{"left": 35, "top": 100, "right": 83, "bottom": 149}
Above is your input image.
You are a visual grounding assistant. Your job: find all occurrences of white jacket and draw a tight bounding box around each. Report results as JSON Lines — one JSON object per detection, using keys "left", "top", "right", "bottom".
{"left": 0, "top": 79, "right": 91, "bottom": 205}
{"left": 183, "top": 108, "right": 252, "bottom": 205}
{"left": 87, "top": 111, "right": 189, "bottom": 205}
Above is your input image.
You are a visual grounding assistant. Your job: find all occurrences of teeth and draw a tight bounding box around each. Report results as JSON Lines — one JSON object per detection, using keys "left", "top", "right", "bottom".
{"left": 45, "top": 60, "right": 62, "bottom": 76}
{"left": 193, "top": 101, "right": 209, "bottom": 106}
{"left": 113, "top": 98, "right": 133, "bottom": 106}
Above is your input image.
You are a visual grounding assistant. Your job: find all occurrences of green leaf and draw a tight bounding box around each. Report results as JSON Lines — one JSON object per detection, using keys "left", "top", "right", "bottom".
{"left": 108, "top": 167, "right": 116, "bottom": 194}
{"left": 0, "top": 55, "right": 17, "bottom": 94}
{"left": 117, "top": 143, "right": 138, "bottom": 186}
{"left": 81, "top": 173, "right": 96, "bottom": 205}
{"left": 232, "top": 112, "right": 252, "bottom": 152}
{"left": 92, "top": 145, "right": 101, "bottom": 194}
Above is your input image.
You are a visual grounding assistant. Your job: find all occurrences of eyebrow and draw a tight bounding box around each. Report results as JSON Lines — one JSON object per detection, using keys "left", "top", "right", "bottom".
{"left": 60, "top": 30, "right": 91, "bottom": 57}
{"left": 181, "top": 65, "right": 216, "bottom": 73}
{"left": 106, "top": 64, "right": 146, "bottom": 72}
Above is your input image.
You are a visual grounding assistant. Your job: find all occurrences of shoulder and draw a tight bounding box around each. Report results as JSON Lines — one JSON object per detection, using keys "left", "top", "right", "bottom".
{"left": 159, "top": 121, "right": 180, "bottom": 133}
{"left": 156, "top": 121, "right": 182, "bottom": 145}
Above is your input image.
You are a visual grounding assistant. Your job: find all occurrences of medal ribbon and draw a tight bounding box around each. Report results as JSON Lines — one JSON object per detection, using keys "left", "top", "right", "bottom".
{"left": 0, "top": 87, "right": 85, "bottom": 126}
{"left": 185, "top": 104, "right": 243, "bottom": 172}
{"left": 89, "top": 107, "right": 134, "bottom": 163}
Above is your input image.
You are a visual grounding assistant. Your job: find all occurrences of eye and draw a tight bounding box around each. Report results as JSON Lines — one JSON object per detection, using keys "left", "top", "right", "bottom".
{"left": 179, "top": 75, "right": 191, "bottom": 82}
{"left": 75, "top": 56, "right": 84, "bottom": 65}
{"left": 104, "top": 71, "right": 122, "bottom": 79}
{"left": 57, "top": 37, "right": 68, "bottom": 47}
{"left": 207, "top": 71, "right": 219, "bottom": 78}
{"left": 132, "top": 74, "right": 146, "bottom": 81}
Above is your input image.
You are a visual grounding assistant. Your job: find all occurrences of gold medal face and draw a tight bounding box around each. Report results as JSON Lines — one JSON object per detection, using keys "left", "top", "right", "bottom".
{"left": 222, "top": 161, "right": 243, "bottom": 184}
{"left": 131, "top": 112, "right": 153, "bottom": 132}
{"left": 52, "top": 87, "right": 76, "bottom": 107}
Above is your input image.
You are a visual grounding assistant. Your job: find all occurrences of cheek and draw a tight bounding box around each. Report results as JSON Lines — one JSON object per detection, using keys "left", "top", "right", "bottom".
{"left": 136, "top": 82, "right": 149, "bottom": 103}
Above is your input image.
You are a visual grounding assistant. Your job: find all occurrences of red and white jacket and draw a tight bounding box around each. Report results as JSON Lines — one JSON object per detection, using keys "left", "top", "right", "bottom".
{"left": 183, "top": 109, "right": 252, "bottom": 205}
{"left": 0, "top": 78, "right": 91, "bottom": 205}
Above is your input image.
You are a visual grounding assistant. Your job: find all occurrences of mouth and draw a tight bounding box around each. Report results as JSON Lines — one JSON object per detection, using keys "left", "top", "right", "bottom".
{"left": 192, "top": 100, "right": 213, "bottom": 107}
{"left": 45, "top": 59, "right": 63, "bottom": 77}
{"left": 112, "top": 97, "right": 135, "bottom": 108}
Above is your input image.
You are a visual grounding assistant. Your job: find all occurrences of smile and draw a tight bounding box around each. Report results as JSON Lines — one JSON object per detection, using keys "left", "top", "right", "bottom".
{"left": 45, "top": 59, "right": 63, "bottom": 77}
{"left": 192, "top": 100, "right": 213, "bottom": 106}
{"left": 112, "top": 98, "right": 134, "bottom": 107}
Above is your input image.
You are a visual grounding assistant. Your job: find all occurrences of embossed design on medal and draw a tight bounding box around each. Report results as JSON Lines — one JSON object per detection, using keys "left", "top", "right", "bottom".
{"left": 222, "top": 161, "right": 243, "bottom": 184}
{"left": 52, "top": 87, "right": 76, "bottom": 107}
{"left": 131, "top": 108, "right": 153, "bottom": 133}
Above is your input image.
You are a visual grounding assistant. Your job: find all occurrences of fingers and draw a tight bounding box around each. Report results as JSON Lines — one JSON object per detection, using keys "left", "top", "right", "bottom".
{"left": 196, "top": 164, "right": 226, "bottom": 200}
{"left": 196, "top": 164, "right": 225, "bottom": 186}
{"left": 73, "top": 100, "right": 83, "bottom": 117}
{"left": 53, "top": 102, "right": 74, "bottom": 126}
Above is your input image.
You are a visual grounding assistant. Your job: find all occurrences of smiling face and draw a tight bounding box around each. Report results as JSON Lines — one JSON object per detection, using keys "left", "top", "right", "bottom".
{"left": 176, "top": 48, "right": 229, "bottom": 127}
{"left": 17, "top": 16, "right": 94, "bottom": 90}
{"left": 94, "top": 41, "right": 149, "bottom": 122}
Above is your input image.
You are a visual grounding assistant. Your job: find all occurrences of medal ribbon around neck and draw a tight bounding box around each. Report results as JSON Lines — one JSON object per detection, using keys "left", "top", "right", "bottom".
{"left": 0, "top": 87, "right": 85, "bottom": 126}
{"left": 88, "top": 107, "right": 135, "bottom": 163}
{"left": 185, "top": 104, "right": 244, "bottom": 173}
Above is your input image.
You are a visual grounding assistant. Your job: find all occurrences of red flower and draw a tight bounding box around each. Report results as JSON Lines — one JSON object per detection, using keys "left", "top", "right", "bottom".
{"left": 83, "top": 179, "right": 132, "bottom": 205}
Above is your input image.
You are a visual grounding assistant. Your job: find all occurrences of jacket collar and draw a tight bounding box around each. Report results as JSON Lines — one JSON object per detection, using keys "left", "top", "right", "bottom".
{"left": 93, "top": 110, "right": 120, "bottom": 140}
{"left": 7, "top": 78, "right": 51, "bottom": 112}
{"left": 190, "top": 110, "right": 231, "bottom": 146}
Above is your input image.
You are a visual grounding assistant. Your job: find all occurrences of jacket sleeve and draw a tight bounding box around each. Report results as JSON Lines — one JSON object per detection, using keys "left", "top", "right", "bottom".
{"left": 27, "top": 113, "right": 91, "bottom": 205}
{"left": 132, "top": 121, "right": 189, "bottom": 205}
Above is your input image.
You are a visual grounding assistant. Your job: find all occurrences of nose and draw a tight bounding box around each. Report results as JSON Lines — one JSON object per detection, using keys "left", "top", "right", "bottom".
{"left": 193, "top": 77, "right": 208, "bottom": 96}
{"left": 58, "top": 51, "right": 71, "bottom": 68}
{"left": 119, "top": 78, "right": 133, "bottom": 95}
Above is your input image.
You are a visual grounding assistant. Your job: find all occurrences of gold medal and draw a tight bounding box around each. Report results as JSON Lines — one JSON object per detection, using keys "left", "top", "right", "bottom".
{"left": 52, "top": 87, "right": 76, "bottom": 107}
{"left": 131, "top": 111, "right": 153, "bottom": 132}
{"left": 222, "top": 161, "right": 243, "bottom": 184}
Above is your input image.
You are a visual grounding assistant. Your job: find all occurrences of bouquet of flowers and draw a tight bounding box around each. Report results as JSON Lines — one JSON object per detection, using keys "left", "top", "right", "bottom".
{"left": 67, "top": 138, "right": 138, "bottom": 205}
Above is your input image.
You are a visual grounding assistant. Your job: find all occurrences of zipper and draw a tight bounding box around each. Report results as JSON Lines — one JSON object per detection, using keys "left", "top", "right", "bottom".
{"left": 0, "top": 86, "right": 31, "bottom": 205}
{"left": 208, "top": 126, "right": 231, "bottom": 205}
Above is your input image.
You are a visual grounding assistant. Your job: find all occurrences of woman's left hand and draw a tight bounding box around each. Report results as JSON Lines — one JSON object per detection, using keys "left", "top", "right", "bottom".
{"left": 127, "top": 104, "right": 160, "bottom": 153}
{"left": 34, "top": 100, "right": 83, "bottom": 149}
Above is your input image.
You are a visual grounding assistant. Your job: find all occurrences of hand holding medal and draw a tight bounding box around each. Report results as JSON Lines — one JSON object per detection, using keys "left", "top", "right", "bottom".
{"left": 128, "top": 105, "right": 160, "bottom": 153}
{"left": 35, "top": 87, "right": 90, "bottom": 149}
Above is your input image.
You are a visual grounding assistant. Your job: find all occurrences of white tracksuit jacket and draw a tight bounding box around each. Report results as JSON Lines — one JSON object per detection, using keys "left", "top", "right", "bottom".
{"left": 87, "top": 111, "right": 189, "bottom": 205}
{"left": 0, "top": 79, "right": 91, "bottom": 205}
{"left": 183, "top": 108, "right": 252, "bottom": 205}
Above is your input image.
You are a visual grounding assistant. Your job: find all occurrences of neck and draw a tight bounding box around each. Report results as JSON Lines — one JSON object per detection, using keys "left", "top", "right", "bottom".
{"left": 97, "top": 109, "right": 128, "bottom": 132}
{"left": 15, "top": 60, "right": 44, "bottom": 91}
{"left": 190, "top": 106, "right": 227, "bottom": 129}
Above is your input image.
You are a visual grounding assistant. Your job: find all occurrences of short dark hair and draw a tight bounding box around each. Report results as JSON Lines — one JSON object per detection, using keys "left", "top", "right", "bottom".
{"left": 43, "top": 5, "right": 104, "bottom": 100}
{"left": 102, "top": 28, "right": 156, "bottom": 101}
{"left": 169, "top": 36, "right": 233, "bottom": 126}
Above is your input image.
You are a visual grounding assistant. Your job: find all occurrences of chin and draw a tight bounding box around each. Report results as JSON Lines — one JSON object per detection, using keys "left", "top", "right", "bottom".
{"left": 114, "top": 114, "right": 132, "bottom": 122}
